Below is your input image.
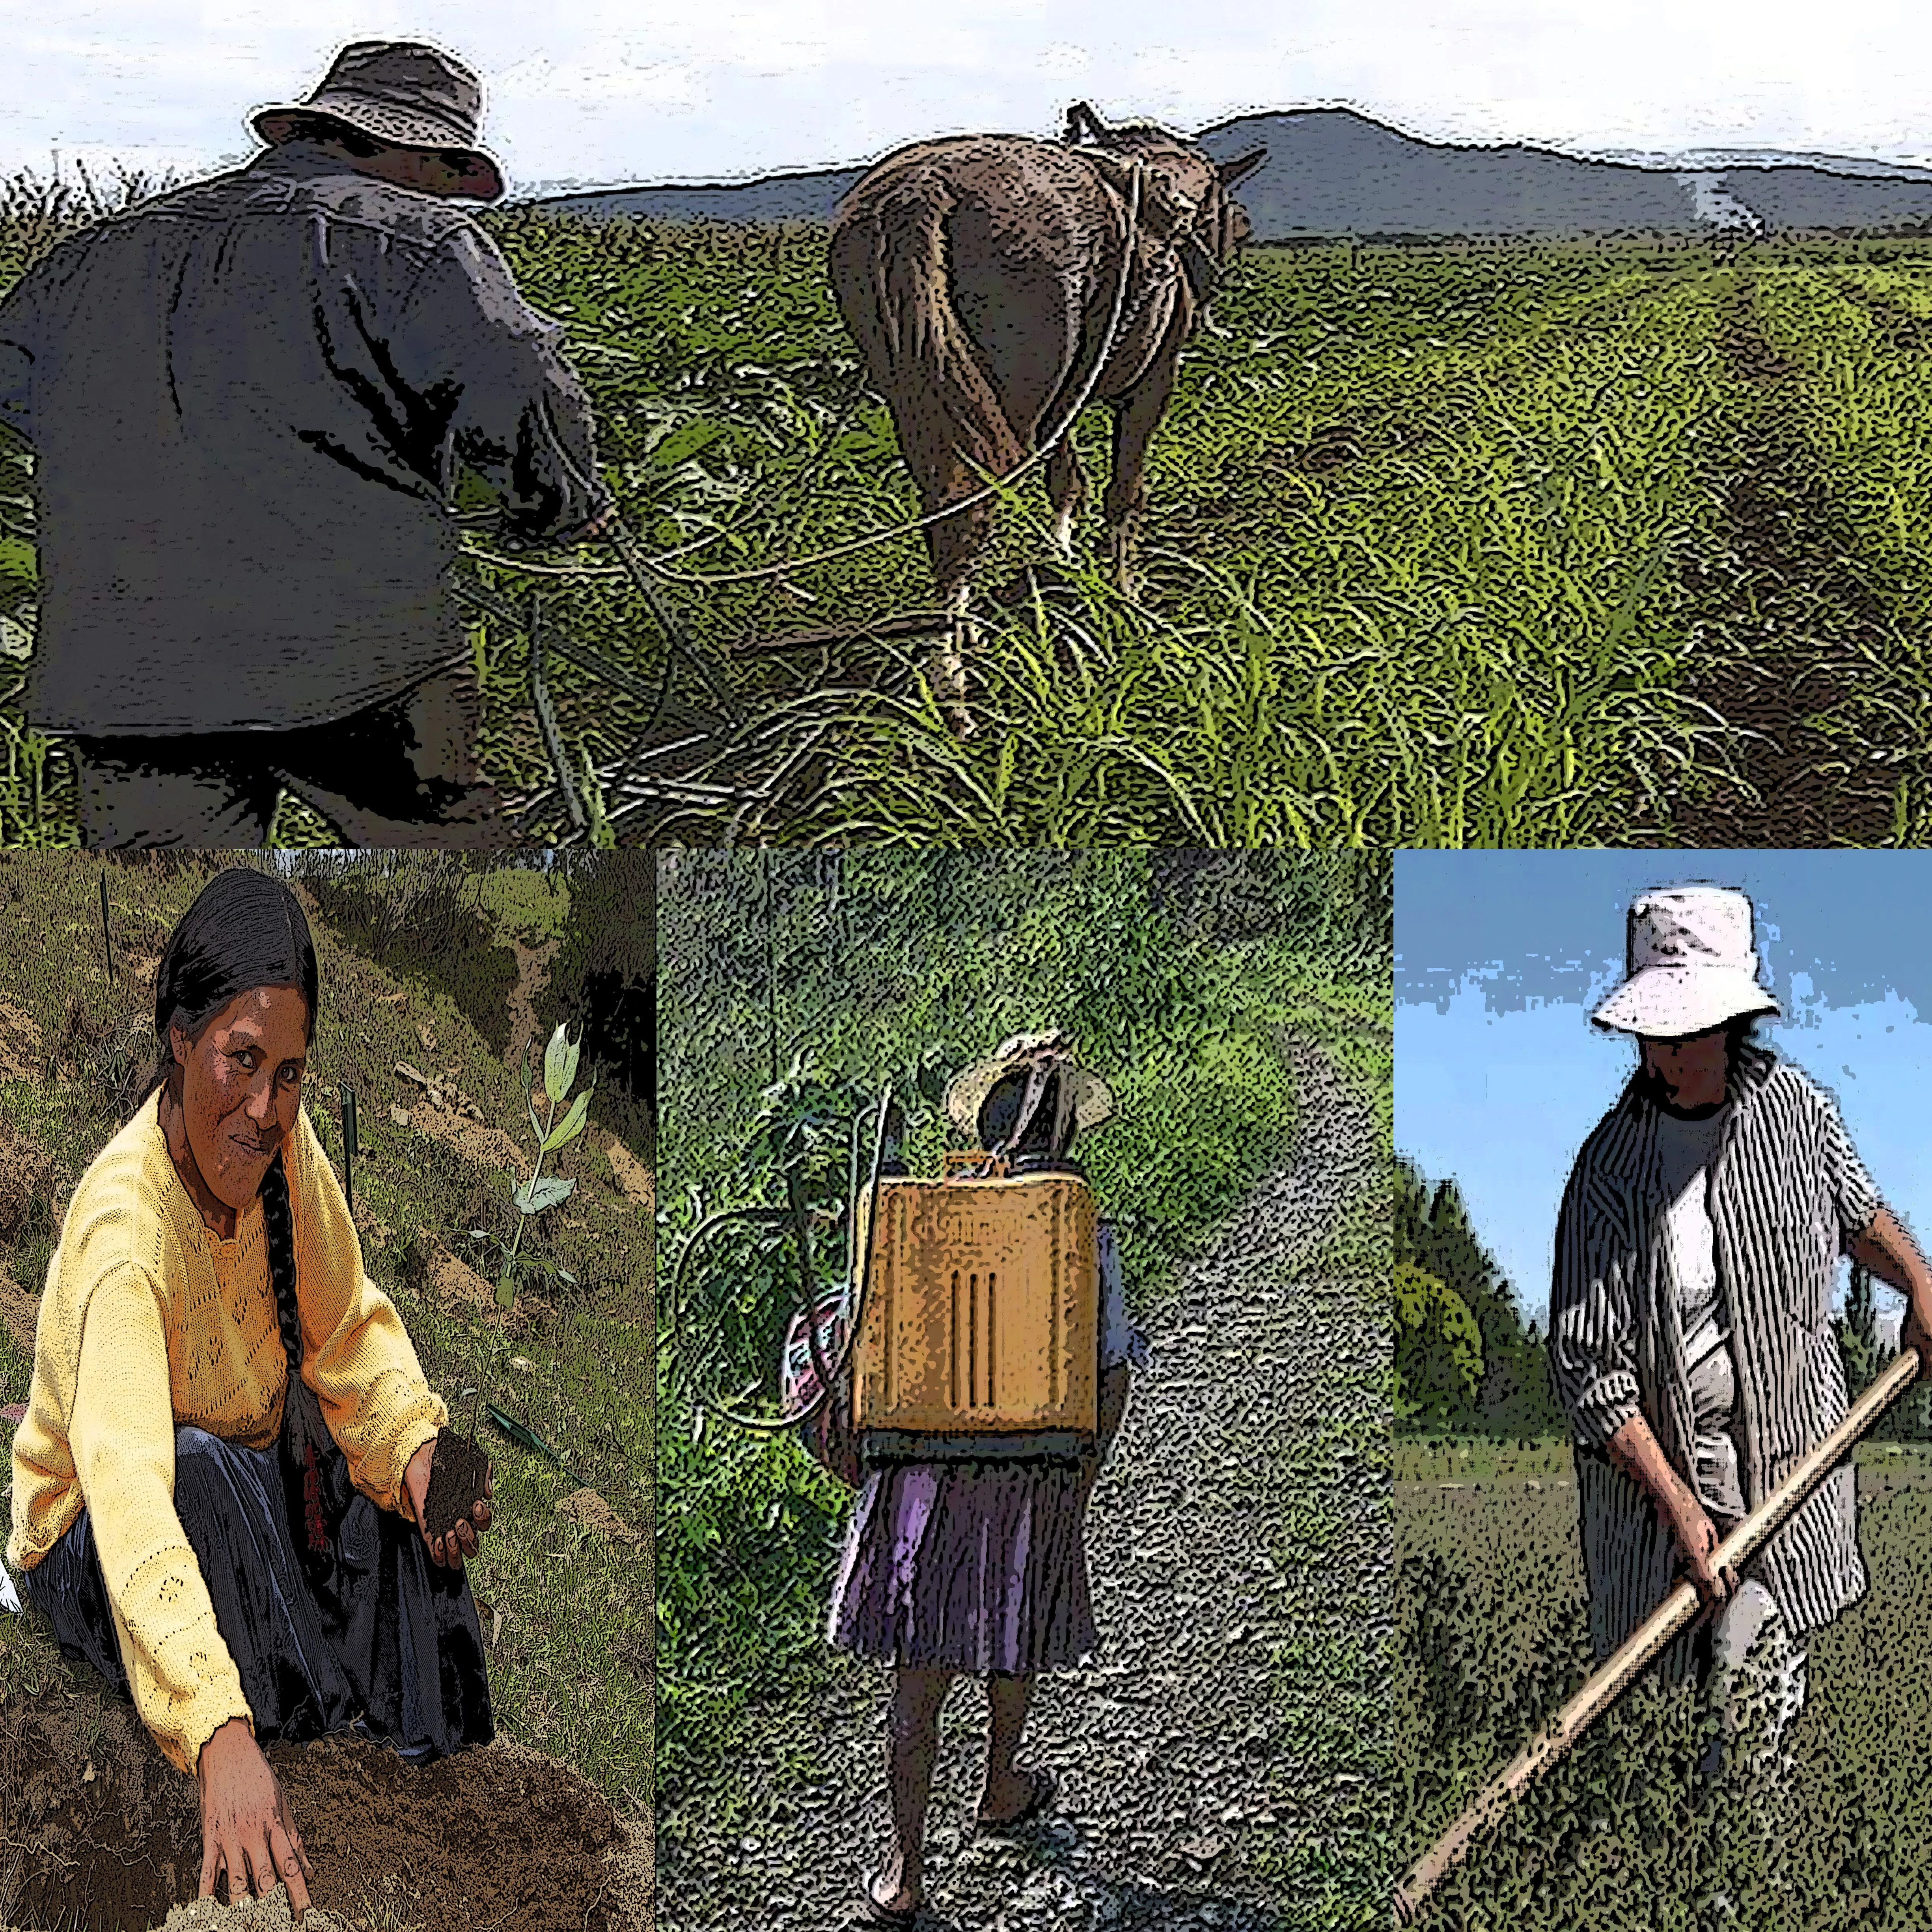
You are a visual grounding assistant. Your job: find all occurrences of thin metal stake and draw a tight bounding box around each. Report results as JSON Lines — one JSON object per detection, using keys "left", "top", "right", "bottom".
{"left": 340, "top": 1084, "right": 359, "bottom": 1219}
{"left": 98, "top": 873, "right": 114, "bottom": 980}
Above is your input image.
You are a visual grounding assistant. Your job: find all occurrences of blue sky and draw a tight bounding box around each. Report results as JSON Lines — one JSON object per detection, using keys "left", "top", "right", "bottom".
{"left": 9, "top": 2, "right": 1932, "bottom": 190}
{"left": 1397, "top": 850, "right": 1932, "bottom": 1341}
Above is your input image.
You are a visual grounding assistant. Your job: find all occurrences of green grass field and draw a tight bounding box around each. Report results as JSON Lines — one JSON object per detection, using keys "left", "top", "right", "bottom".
{"left": 1397, "top": 1438, "right": 1932, "bottom": 1929}
{"left": 0, "top": 852, "right": 655, "bottom": 1924}
{"left": 9, "top": 164, "right": 1932, "bottom": 843}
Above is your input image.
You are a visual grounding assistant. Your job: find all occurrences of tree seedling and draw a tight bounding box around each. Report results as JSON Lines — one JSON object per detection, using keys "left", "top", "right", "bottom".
{"left": 433, "top": 1024, "right": 593, "bottom": 1539}
{"left": 500, "top": 1020, "right": 593, "bottom": 1310}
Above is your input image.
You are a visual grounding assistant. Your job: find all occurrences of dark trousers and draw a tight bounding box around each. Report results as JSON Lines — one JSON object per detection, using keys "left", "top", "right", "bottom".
{"left": 67, "top": 666, "right": 505, "bottom": 849}
{"left": 21, "top": 1421, "right": 494, "bottom": 1765}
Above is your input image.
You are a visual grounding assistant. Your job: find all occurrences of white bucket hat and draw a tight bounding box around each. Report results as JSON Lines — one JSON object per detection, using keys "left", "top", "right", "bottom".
{"left": 1591, "top": 885, "right": 1780, "bottom": 1039}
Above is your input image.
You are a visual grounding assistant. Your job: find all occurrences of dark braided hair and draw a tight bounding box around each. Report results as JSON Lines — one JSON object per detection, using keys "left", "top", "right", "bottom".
{"left": 261, "top": 1154, "right": 303, "bottom": 1374}
{"left": 145, "top": 868, "right": 319, "bottom": 1379}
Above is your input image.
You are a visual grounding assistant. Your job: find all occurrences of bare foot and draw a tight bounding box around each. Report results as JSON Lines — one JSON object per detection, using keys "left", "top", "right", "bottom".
{"left": 866, "top": 1857, "right": 919, "bottom": 1919}
{"left": 975, "top": 1765, "right": 1054, "bottom": 1829}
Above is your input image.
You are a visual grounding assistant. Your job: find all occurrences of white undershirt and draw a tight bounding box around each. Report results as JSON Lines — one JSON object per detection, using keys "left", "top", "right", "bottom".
{"left": 1652, "top": 1103, "right": 1745, "bottom": 1520}
{"left": 1654, "top": 1106, "right": 1727, "bottom": 1366}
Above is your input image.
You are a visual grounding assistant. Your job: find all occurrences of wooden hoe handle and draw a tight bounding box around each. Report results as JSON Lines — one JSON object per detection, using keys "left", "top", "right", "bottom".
{"left": 1393, "top": 1347, "right": 1922, "bottom": 1925}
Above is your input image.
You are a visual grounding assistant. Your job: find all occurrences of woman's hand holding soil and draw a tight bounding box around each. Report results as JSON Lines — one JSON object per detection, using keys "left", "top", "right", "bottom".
{"left": 197, "top": 1715, "right": 313, "bottom": 1917}
{"left": 405, "top": 1436, "right": 494, "bottom": 1568}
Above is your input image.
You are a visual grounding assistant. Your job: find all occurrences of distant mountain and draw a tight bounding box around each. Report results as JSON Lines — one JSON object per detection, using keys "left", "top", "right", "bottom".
{"left": 526, "top": 108, "right": 1932, "bottom": 240}
{"left": 536, "top": 164, "right": 863, "bottom": 226}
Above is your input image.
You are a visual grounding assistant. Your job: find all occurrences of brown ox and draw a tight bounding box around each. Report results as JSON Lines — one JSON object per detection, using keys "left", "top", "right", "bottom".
{"left": 828, "top": 103, "right": 1265, "bottom": 710}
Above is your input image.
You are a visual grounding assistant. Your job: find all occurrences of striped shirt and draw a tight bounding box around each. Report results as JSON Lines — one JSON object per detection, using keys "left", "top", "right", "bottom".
{"left": 1549, "top": 1045, "right": 1880, "bottom": 1658}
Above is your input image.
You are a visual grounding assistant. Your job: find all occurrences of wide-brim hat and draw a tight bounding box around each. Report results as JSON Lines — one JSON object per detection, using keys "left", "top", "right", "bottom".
{"left": 944, "top": 1029, "right": 1116, "bottom": 1139}
{"left": 252, "top": 40, "right": 505, "bottom": 202}
{"left": 1591, "top": 884, "right": 1781, "bottom": 1039}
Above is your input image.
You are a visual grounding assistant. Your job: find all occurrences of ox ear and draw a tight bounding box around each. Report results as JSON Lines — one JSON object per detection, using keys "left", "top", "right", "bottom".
{"left": 1216, "top": 146, "right": 1267, "bottom": 188}
{"left": 1064, "top": 101, "right": 1109, "bottom": 145}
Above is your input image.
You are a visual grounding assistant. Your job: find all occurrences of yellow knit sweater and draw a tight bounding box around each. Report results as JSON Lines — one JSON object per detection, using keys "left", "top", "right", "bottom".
{"left": 7, "top": 1089, "right": 447, "bottom": 1776}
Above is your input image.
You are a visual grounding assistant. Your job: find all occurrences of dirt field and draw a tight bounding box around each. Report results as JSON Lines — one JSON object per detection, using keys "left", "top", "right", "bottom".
{"left": 0, "top": 1680, "right": 649, "bottom": 1932}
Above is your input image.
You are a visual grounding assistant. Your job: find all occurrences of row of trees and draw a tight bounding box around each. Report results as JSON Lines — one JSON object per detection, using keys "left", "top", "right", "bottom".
{"left": 1394, "top": 1156, "right": 1564, "bottom": 1436}
{"left": 1397, "top": 1156, "right": 1932, "bottom": 1443}
{"left": 1840, "top": 1263, "right": 1932, "bottom": 1439}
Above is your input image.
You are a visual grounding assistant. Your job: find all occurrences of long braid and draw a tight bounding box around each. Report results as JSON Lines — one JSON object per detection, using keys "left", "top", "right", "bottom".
{"left": 262, "top": 1150, "right": 328, "bottom": 1555}
{"left": 261, "top": 1152, "right": 302, "bottom": 1381}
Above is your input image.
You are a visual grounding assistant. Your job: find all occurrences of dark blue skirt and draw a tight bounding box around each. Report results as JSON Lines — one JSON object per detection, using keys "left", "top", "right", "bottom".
{"left": 21, "top": 1401, "right": 493, "bottom": 1765}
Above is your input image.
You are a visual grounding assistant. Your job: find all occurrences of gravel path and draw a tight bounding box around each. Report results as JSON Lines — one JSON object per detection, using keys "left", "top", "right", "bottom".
{"left": 659, "top": 1034, "right": 1389, "bottom": 1932}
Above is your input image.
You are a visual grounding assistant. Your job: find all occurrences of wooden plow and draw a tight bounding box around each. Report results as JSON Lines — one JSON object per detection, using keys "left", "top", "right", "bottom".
{"left": 451, "top": 556, "right": 953, "bottom": 845}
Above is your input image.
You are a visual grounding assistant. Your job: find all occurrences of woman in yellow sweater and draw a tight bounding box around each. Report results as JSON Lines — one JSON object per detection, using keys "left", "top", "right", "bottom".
{"left": 7, "top": 867, "right": 495, "bottom": 1917}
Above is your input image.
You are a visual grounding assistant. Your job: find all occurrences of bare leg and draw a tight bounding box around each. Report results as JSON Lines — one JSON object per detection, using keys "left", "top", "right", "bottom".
{"left": 874, "top": 1667, "right": 955, "bottom": 1915}
{"left": 977, "top": 1671, "right": 1040, "bottom": 1822}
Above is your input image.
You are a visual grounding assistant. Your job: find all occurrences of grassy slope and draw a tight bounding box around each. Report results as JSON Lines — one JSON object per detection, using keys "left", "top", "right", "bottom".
{"left": 654, "top": 852, "right": 1390, "bottom": 1830}
{"left": 0, "top": 854, "right": 655, "bottom": 1846}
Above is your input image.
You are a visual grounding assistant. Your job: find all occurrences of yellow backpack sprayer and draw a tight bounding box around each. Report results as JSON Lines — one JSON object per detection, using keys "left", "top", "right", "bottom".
{"left": 668, "top": 1049, "right": 1108, "bottom": 1479}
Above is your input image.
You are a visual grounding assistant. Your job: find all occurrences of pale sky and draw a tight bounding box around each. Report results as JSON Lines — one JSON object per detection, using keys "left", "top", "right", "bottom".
{"left": 1397, "top": 851, "right": 1932, "bottom": 1346}
{"left": 6, "top": 0, "right": 1932, "bottom": 192}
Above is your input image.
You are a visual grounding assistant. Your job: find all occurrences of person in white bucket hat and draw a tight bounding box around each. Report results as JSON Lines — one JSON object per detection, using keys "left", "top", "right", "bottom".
{"left": 1550, "top": 884, "right": 1932, "bottom": 1800}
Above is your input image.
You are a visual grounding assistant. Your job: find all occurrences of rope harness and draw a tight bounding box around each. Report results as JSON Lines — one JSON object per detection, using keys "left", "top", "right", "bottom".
{"left": 462, "top": 146, "right": 1247, "bottom": 835}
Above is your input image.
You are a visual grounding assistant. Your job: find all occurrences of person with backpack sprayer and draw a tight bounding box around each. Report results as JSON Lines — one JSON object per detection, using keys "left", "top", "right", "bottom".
{"left": 803, "top": 1032, "right": 1148, "bottom": 1928}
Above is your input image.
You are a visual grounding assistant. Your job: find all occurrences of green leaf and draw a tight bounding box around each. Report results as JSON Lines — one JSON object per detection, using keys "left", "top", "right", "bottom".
{"left": 542, "top": 1089, "right": 592, "bottom": 1152}
{"left": 543, "top": 1022, "right": 581, "bottom": 1104}
{"left": 513, "top": 1174, "right": 576, "bottom": 1215}
{"left": 495, "top": 1270, "right": 515, "bottom": 1312}
{"left": 994, "top": 732, "right": 1017, "bottom": 810}
{"left": 646, "top": 417, "right": 731, "bottom": 471}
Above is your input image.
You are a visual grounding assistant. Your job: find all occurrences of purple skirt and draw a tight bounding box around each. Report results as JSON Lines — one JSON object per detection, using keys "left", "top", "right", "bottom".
{"left": 826, "top": 1461, "right": 1098, "bottom": 1673}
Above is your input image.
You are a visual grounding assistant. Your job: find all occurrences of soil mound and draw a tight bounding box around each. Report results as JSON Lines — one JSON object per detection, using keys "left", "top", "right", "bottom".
{"left": 162, "top": 1892, "right": 352, "bottom": 1930}
{"left": 0, "top": 1690, "right": 631, "bottom": 1932}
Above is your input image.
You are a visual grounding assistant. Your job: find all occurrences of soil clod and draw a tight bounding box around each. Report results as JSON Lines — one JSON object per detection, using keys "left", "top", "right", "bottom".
{"left": 421, "top": 1426, "right": 492, "bottom": 1542}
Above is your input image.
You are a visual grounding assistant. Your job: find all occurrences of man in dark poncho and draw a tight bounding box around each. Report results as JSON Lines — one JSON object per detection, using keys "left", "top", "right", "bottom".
{"left": 0, "top": 39, "right": 616, "bottom": 846}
